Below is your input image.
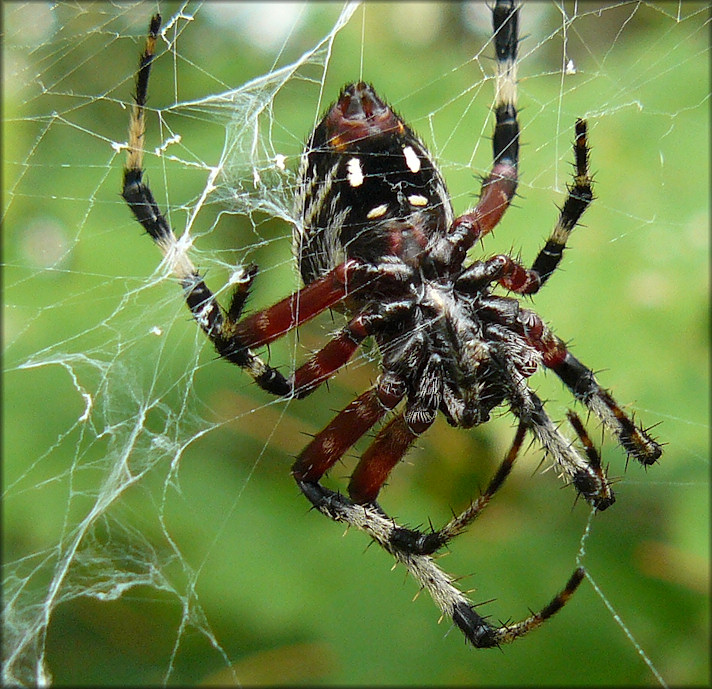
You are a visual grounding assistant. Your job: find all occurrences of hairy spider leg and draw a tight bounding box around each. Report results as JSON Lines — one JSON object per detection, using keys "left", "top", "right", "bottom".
{"left": 289, "top": 310, "right": 382, "bottom": 398}
{"left": 564, "top": 410, "right": 614, "bottom": 506}
{"left": 348, "top": 413, "right": 420, "bottom": 504}
{"left": 451, "top": 117, "right": 593, "bottom": 297}
{"left": 121, "top": 15, "right": 374, "bottom": 399}
{"left": 350, "top": 338, "right": 451, "bottom": 503}
{"left": 390, "top": 421, "right": 525, "bottom": 554}
{"left": 518, "top": 308, "right": 663, "bottom": 468}
{"left": 440, "top": 3, "right": 592, "bottom": 299}
{"left": 471, "top": 119, "right": 594, "bottom": 295}
{"left": 444, "top": 289, "right": 655, "bottom": 509}
{"left": 466, "top": 339, "right": 618, "bottom": 511}
{"left": 292, "top": 388, "right": 390, "bottom": 489}
{"left": 529, "top": 119, "right": 594, "bottom": 288}
{"left": 439, "top": 0, "right": 519, "bottom": 265}
{"left": 296, "top": 419, "right": 585, "bottom": 648}
{"left": 389, "top": 403, "right": 609, "bottom": 558}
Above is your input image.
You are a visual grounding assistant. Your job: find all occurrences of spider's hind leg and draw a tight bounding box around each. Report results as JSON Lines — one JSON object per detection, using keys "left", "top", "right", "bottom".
{"left": 389, "top": 422, "right": 527, "bottom": 556}
{"left": 294, "top": 409, "right": 584, "bottom": 649}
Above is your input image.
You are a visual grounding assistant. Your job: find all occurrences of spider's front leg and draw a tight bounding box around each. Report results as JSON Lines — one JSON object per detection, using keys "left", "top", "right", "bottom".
{"left": 122, "top": 15, "right": 380, "bottom": 399}
{"left": 453, "top": 119, "right": 593, "bottom": 296}
{"left": 483, "top": 118, "right": 594, "bottom": 294}
{"left": 436, "top": 0, "right": 593, "bottom": 297}
{"left": 431, "top": 0, "right": 519, "bottom": 270}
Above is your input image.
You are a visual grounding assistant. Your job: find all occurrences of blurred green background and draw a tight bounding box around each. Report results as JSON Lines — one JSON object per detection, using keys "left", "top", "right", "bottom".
{"left": 3, "top": 2, "right": 709, "bottom": 686}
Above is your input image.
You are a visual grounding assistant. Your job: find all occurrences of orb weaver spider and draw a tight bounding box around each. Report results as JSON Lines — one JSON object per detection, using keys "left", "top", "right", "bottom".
{"left": 122, "top": 3, "right": 661, "bottom": 647}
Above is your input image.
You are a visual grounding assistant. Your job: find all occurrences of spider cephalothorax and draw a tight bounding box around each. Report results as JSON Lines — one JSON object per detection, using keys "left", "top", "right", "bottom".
{"left": 122, "top": 2, "right": 661, "bottom": 648}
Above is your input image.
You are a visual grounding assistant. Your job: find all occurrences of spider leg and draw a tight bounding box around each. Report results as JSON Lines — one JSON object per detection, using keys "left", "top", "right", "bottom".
{"left": 335, "top": 495, "right": 586, "bottom": 649}
{"left": 436, "top": 0, "right": 592, "bottom": 294}
{"left": 517, "top": 308, "right": 662, "bottom": 467}
{"left": 293, "top": 398, "right": 421, "bottom": 507}
{"left": 349, "top": 348, "right": 447, "bottom": 503}
{"left": 454, "top": 119, "right": 593, "bottom": 295}
{"left": 564, "top": 410, "right": 612, "bottom": 505}
{"left": 431, "top": 0, "right": 518, "bottom": 271}
{"left": 472, "top": 337, "right": 616, "bottom": 510}
{"left": 348, "top": 413, "right": 418, "bottom": 504}
{"left": 292, "top": 388, "right": 390, "bottom": 489}
{"left": 529, "top": 118, "right": 593, "bottom": 288}
{"left": 123, "top": 14, "right": 160, "bottom": 189}
{"left": 290, "top": 311, "right": 383, "bottom": 398}
{"left": 390, "top": 422, "right": 527, "bottom": 555}
{"left": 295, "top": 412, "right": 584, "bottom": 648}
{"left": 122, "top": 15, "right": 376, "bottom": 399}
{"left": 390, "top": 407, "right": 610, "bottom": 553}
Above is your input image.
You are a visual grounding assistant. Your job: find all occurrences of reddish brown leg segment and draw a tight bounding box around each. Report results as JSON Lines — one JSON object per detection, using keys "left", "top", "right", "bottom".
{"left": 292, "top": 388, "right": 388, "bottom": 484}
{"left": 348, "top": 414, "right": 418, "bottom": 504}
{"left": 234, "top": 260, "right": 360, "bottom": 348}
{"left": 292, "top": 312, "right": 376, "bottom": 398}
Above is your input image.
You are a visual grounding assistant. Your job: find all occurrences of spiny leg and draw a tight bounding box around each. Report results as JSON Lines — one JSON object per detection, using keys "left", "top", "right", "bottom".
{"left": 292, "top": 388, "right": 391, "bottom": 499}
{"left": 346, "top": 349, "right": 443, "bottom": 504}
{"left": 435, "top": 0, "right": 520, "bottom": 266}
{"left": 122, "top": 16, "right": 376, "bottom": 398}
{"left": 348, "top": 413, "right": 419, "bottom": 504}
{"left": 565, "top": 410, "right": 614, "bottom": 507}
{"left": 479, "top": 342, "right": 617, "bottom": 510}
{"left": 293, "top": 348, "right": 440, "bottom": 512}
{"left": 296, "top": 414, "right": 585, "bottom": 648}
{"left": 390, "top": 422, "right": 527, "bottom": 555}
{"left": 123, "top": 14, "right": 160, "bottom": 186}
{"left": 518, "top": 308, "right": 663, "bottom": 467}
{"left": 467, "top": 566, "right": 585, "bottom": 647}
{"left": 529, "top": 118, "right": 594, "bottom": 288}
{"left": 454, "top": 119, "right": 593, "bottom": 295}
{"left": 387, "top": 408, "right": 611, "bottom": 554}
{"left": 295, "top": 405, "right": 422, "bottom": 510}
{"left": 211, "top": 261, "right": 367, "bottom": 396}
{"left": 290, "top": 311, "right": 382, "bottom": 398}
{"left": 491, "top": 118, "right": 595, "bottom": 294}
{"left": 327, "top": 496, "right": 586, "bottom": 648}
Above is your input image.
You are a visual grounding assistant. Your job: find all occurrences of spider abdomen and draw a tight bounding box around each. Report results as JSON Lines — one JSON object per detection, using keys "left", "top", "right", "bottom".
{"left": 294, "top": 82, "right": 453, "bottom": 285}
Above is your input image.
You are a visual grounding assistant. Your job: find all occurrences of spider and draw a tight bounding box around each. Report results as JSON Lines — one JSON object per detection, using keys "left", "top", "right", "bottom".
{"left": 122, "top": 3, "right": 662, "bottom": 648}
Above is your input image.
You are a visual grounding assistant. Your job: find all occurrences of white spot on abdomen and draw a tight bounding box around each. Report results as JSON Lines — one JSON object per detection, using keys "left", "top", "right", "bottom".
{"left": 367, "top": 204, "right": 389, "bottom": 219}
{"left": 347, "top": 157, "right": 364, "bottom": 187}
{"left": 402, "top": 145, "right": 421, "bottom": 173}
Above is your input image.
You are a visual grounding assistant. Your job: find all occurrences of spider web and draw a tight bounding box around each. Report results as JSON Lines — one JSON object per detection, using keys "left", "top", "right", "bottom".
{"left": 2, "top": 2, "right": 709, "bottom": 685}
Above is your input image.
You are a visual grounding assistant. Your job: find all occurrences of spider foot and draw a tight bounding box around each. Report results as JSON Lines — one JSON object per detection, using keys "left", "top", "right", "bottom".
{"left": 459, "top": 566, "right": 586, "bottom": 647}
